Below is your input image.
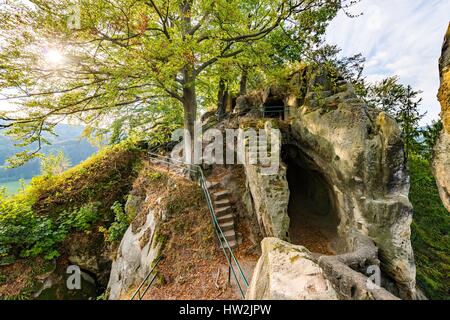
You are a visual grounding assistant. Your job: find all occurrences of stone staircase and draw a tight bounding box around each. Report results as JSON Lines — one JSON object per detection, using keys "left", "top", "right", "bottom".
{"left": 207, "top": 181, "right": 238, "bottom": 249}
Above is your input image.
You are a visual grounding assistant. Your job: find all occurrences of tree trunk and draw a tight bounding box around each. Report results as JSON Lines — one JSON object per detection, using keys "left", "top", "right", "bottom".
{"left": 217, "top": 78, "right": 227, "bottom": 118}
{"left": 240, "top": 68, "right": 248, "bottom": 96}
{"left": 182, "top": 67, "right": 198, "bottom": 178}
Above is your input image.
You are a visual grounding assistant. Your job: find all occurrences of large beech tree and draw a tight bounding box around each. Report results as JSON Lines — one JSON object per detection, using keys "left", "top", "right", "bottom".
{"left": 0, "top": 0, "right": 348, "bottom": 164}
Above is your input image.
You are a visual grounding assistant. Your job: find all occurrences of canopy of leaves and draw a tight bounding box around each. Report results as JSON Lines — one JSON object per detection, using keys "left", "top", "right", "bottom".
{"left": 0, "top": 0, "right": 350, "bottom": 162}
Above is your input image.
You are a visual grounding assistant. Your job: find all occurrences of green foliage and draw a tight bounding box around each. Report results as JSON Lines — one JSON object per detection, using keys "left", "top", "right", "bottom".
{"left": 0, "top": 0, "right": 349, "bottom": 159}
{"left": 0, "top": 198, "right": 100, "bottom": 261}
{"left": 420, "top": 120, "right": 443, "bottom": 160}
{"left": 148, "top": 172, "right": 163, "bottom": 181}
{"left": 58, "top": 203, "right": 100, "bottom": 233}
{"left": 365, "top": 76, "right": 406, "bottom": 112}
{"left": 25, "top": 140, "right": 142, "bottom": 218}
{"left": 0, "top": 141, "right": 142, "bottom": 261}
{"left": 100, "top": 202, "right": 129, "bottom": 243}
{"left": 409, "top": 156, "right": 450, "bottom": 300}
{"left": 366, "top": 77, "right": 425, "bottom": 158}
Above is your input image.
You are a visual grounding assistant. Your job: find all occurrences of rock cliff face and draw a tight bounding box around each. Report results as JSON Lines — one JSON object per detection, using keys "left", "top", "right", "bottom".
{"left": 244, "top": 162, "right": 290, "bottom": 240}
{"left": 239, "top": 70, "right": 417, "bottom": 299}
{"left": 107, "top": 195, "right": 163, "bottom": 300}
{"left": 291, "top": 85, "right": 416, "bottom": 299}
{"left": 433, "top": 24, "right": 450, "bottom": 212}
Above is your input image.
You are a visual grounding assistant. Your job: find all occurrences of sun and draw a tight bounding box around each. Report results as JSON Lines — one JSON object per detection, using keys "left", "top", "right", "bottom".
{"left": 45, "top": 48, "right": 66, "bottom": 66}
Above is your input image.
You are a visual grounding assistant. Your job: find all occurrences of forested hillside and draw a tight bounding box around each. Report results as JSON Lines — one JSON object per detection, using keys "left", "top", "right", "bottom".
{"left": 0, "top": 124, "right": 97, "bottom": 182}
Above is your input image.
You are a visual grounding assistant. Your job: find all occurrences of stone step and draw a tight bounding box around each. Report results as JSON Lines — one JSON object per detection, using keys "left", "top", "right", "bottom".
{"left": 215, "top": 206, "right": 232, "bottom": 217}
{"left": 206, "top": 180, "right": 221, "bottom": 190}
{"left": 248, "top": 145, "right": 271, "bottom": 150}
{"left": 219, "top": 229, "right": 236, "bottom": 242}
{"left": 219, "top": 239, "right": 237, "bottom": 249}
{"left": 213, "top": 190, "right": 230, "bottom": 201}
{"left": 219, "top": 220, "right": 234, "bottom": 232}
{"left": 247, "top": 157, "right": 272, "bottom": 165}
{"left": 217, "top": 213, "right": 234, "bottom": 223}
{"left": 214, "top": 199, "right": 231, "bottom": 208}
{"left": 248, "top": 151, "right": 272, "bottom": 157}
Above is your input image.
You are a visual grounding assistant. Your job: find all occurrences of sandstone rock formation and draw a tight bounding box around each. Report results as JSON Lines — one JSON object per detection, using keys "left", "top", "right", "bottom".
{"left": 247, "top": 238, "right": 339, "bottom": 300}
{"left": 290, "top": 88, "right": 416, "bottom": 299}
{"left": 107, "top": 195, "right": 163, "bottom": 300}
{"left": 244, "top": 162, "right": 290, "bottom": 240}
{"left": 247, "top": 237, "right": 399, "bottom": 300}
{"left": 433, "top": 24, "right": 450, "bottom": 212}
{"left": 239, "top": 69, "right": 417, "bottom": 299}
{"left": 317, "top": 231, "right": 399, "bottom": 300}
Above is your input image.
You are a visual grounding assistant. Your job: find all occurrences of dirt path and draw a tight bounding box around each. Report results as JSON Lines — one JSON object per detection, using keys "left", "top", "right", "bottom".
{"left": 125, "top": 163, "right": 258, "bottom": 300}
{"left": 288, "top": 191, "right": 339, "bottom": 255}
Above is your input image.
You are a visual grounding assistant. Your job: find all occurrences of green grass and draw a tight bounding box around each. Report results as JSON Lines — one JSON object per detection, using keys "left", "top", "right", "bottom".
{"left": 409, "top": 155, "right": 450, "bottom": 300}
{"left": 0, "top": 179, "right": 31, "bottom": 196}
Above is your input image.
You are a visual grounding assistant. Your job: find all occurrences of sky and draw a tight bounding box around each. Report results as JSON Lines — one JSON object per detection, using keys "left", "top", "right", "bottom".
{"left": 326, "top": 0, "right": 450, "bottom": 125}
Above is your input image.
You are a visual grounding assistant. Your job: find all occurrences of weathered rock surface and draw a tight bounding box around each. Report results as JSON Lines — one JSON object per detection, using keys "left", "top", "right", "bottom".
{"left": 244, "top": 163, "right": 290, "bottom": 240}
{"left": 317, "top": 231, "right": 399, "bottom": 300}
{"left": 107, "top": 196, "right": 162, "bottom": 300}
{"left": 433, "top": 24, "right": 450, "bottom": 212}
{"left": 289, "top": 89, "right": 416, "bottom": 299}
{"left": 239, "top": 69, "right": 417, "bottom": 299}
{"left": 246, "top": 238, "right": 339, "bottom": 300}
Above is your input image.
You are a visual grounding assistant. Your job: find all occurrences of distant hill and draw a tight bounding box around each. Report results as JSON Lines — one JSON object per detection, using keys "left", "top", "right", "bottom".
{"left": 0, "top": 124, "right": 98, "bottom": 182}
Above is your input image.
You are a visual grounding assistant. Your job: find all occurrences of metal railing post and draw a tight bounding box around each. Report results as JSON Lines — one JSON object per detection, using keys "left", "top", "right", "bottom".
{"left": 228, "top": 251, "right": 232, "bottom": 286}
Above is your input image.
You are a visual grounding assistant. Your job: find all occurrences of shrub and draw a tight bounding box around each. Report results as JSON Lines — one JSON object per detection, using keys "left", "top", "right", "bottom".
{"left": 0, "top": 140, "right": 143, "bottom": 262}
{"left": 0, "top": 200, "right": 102, "bottom": 261}
{"left": 409, "top": 155, "right": 450, "bottom": 300}
{"left": 100, "top": 202, "right": 129, "bottom": 243}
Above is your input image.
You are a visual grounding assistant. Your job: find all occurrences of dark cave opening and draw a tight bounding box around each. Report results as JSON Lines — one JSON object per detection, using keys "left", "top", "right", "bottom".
{"left": 263, "top": 97, "right": 285, "bottom": 120}
{"left": 283, "top": 146, "right": 342, "bottom": 255}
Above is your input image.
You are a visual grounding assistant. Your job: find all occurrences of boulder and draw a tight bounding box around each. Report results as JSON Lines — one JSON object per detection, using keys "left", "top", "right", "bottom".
{"left": 433, "top": 23, "right": 450, "bottom": 212}
{"left": 246, "top": 238, "right": 338, "bottom": 300}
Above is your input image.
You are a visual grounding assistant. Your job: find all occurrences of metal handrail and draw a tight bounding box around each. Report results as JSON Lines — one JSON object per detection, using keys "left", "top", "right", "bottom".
{"left": 146, "top": 151, "right": 250, "bottom": 298}
{"left": 197, "top": 169, "right": 249, "bottom": 288}
{"left": 130, "top": 255, "right": 162, "bottom": 300}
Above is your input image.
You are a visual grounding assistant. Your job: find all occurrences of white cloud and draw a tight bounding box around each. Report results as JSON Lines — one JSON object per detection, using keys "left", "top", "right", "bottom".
{"left": 326, "top": 0, "right": 450, "bottom": 125}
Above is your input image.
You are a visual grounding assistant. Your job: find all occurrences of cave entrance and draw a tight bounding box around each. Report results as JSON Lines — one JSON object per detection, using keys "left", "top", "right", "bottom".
{"left": 284, "top": 147, "right": 342, "bottom": 255}
{"left": 263, "top": 97, "right": 285, "bottom": 120}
